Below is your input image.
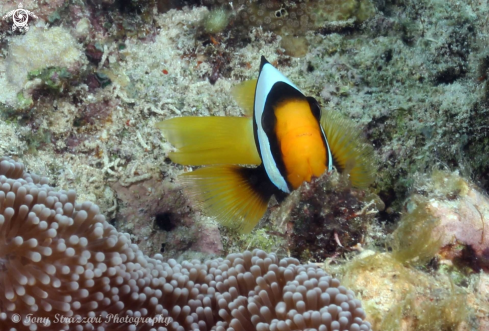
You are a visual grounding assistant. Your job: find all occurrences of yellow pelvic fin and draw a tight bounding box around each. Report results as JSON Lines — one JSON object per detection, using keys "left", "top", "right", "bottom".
{"left": 321, "top": 111, "right": 375, "bottom": 188}
{"left": 231, "top": 79, "right": 257, "bottom": 117}
{"left": 180, "top": 165, "right": 271, "bottom": 233}
{"left": 156, "top": 116, "right": 261, "bottom": 166}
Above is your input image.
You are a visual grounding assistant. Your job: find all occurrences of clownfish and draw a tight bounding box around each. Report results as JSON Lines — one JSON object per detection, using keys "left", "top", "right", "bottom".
{"left": 157, "top": 56, "right": 374, "bottom": 233}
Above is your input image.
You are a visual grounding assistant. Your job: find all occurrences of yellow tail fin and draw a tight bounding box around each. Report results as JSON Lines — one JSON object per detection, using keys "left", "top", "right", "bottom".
{"left": 180, "top": 165, "right": 273, "bottom": 233}
{"left": 156, "top": 116, "right": 261, "bottom": 166}
{"left": 321, "top": 111, "right": 375, "bottom": 188}
{"left": 231, "top": 79, "right": 257, "bottom": 116}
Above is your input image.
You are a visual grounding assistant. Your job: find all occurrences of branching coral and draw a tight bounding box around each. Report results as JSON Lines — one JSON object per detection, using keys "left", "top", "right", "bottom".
{"left": 0, "top": 157, "right": 371, "bottom": 330}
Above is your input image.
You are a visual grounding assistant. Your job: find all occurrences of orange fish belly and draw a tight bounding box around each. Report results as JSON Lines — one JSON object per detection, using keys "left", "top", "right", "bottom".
{"left": 274, "top": 99, "right": 327, "bottom": 189}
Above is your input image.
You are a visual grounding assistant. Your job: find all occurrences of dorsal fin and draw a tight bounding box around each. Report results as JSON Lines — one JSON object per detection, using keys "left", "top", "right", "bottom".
{"left": 320, "top": 110, "right": 375, "bottom": 188}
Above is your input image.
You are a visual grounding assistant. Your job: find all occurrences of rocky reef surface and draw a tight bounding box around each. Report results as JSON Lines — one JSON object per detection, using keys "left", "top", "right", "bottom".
{"left": 1, "top": 0, "right": 489, "bottom": 329}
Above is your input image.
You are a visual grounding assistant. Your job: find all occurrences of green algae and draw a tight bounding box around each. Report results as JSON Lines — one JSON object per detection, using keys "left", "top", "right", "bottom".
{"left": 202, "top": 7, "right": 230, "bottom": 34}
{"left": 381, "top": 283, "right": 469, "bottom": 331}
{"left": 16, "top": 92, "right": 33, "bottom": 110}
{"left": 430, "top": 169, "right": 469, "bottom": 198}
{"left": 220, "top": 226, "right": 286, "bottom": 256}
{"left": 22, "top": 129, "right": 52, "bottom": 155}
{"left": 28, "top": 67, "right": 72, "bottom": 93}
{"left": 391, "top": 196, "right": 443, "bottom": 266}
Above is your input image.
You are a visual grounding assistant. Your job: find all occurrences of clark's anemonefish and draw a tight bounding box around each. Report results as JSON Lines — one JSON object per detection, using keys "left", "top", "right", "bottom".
{"left": 156, "top": 56, "right": 374, "bottom": 233}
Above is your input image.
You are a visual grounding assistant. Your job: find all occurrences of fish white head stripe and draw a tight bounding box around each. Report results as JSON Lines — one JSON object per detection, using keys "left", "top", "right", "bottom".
{"left": 254, "top": 63, "right": 300, "bottom": 193}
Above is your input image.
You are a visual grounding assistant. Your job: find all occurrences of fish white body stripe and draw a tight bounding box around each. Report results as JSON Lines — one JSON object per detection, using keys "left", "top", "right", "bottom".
{"left": 321, "top": 125, "right": 333, "bottom": 171}
{"left": 255, "top": 63, "right": 300, "bottom": 193}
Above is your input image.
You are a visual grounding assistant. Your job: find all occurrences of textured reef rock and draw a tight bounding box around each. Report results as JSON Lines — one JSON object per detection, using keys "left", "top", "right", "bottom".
{"left": 298, "top": 0, "right": 489, "bottom": 212}
{"left": 111, "top": 178, "right": 223, "bottom": 259}
{"left": 397, "top": 170, "right": 489, "bottom": 272}
{"left": 6, "top": 27, "right": 83, "bottom": 88}
{"left": 428, "top": 175, "right": 489, "bottom": 272}
{"left": 0, "top": 156, "right": 372, "bottom": 330}
{"left": 2, "top": 27, "right": 86, "bottom": 108}
{"left": 336, "top": 252, "right": 474, "bottom": 331}
{"left": 476, "top": 273, "right": 489, "bottom": 330}
{"left": 202, "top": 0, "right": 376, "bottom": 36}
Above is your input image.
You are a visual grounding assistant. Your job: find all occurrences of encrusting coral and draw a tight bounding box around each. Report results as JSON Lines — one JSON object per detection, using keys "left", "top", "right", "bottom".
{"left": 202, "top": 0, "right": 375, "bottom": 36}
{"left": 0, "top": 156, "right": 371, "bottom": 330}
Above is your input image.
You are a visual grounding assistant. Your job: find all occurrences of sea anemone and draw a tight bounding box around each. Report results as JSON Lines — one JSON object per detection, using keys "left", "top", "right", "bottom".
{"left": 0, "top": 157, "right": 371, "bottom": 330}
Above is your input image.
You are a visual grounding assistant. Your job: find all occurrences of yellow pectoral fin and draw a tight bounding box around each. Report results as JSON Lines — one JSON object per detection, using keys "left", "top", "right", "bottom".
{"left": 320, "top": 110, "right": 375, "bottom": 188}
{"left": 156, "top": 116, "right": 261, "bottom": 166}
{"left": 232, "top": 79, "right": 257, "bottom": 117}
{"left": 180, "top": 165, "right": 272, "bottom": 233}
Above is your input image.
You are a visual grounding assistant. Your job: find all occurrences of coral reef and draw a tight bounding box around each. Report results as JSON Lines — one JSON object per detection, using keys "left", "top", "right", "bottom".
{"left": 0, "top": 156, "right": 371, "bottom": 331}
{"left": 322, "top": 170, "right": 489, "bottom": 330}
{"left": 1, "top": 0, "right": 489, "bottom": 329}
